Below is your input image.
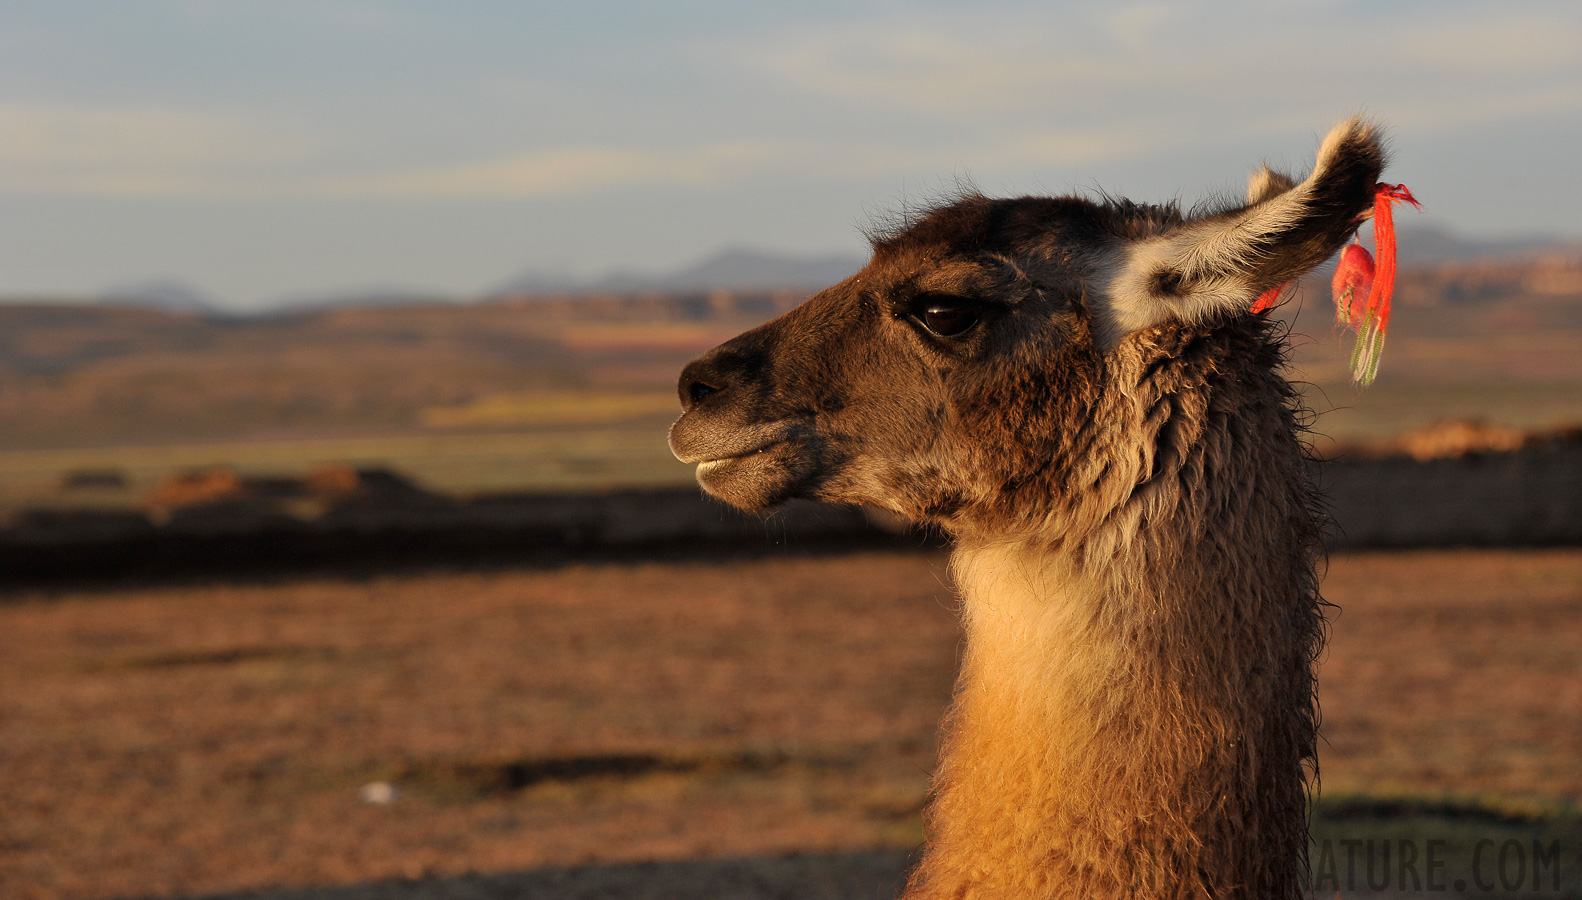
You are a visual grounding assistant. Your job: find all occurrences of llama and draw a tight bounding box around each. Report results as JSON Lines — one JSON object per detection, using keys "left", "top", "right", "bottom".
{"left": 669, "top": 118, "right": 1387, "bottom": 899}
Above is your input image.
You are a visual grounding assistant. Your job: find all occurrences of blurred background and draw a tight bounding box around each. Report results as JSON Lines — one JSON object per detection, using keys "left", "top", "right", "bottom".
{"left": 2, "top": 2, "right": 1580, "bottom": 898}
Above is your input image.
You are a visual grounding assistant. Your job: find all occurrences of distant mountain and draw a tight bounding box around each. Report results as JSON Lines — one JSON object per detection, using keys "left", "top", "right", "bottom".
{"left": 97, "top": 280, "right": 216, "bottom": 313}
{"left": 496, "top": 247, "right": 866, "bottom": 296}
{"left": 656, "top": 248, "right": 865, "bottom": 291}
{"left": 262, "top": 287, "right": 462, "bottom": 315}
{"left": 1393, "top": 226, "right": 1577, "bottom": 264}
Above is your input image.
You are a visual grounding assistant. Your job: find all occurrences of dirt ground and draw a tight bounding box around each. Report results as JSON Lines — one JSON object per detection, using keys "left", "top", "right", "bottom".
{"left": 2, "top": 549, "right": 1581, "bottom": 900}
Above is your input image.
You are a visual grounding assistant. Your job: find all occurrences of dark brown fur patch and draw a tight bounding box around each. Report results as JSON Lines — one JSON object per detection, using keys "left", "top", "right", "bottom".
{"left": 1148, "top": 267, "right": 1185, "bottom": 298}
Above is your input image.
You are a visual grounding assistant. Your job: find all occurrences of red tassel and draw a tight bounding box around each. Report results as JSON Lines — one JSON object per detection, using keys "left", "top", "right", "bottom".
{"left": 1250, "top": 284, "right": 1284, "bottom": 314}
{"left": 1335, "top": 182, "right": 1420, "bottom": 385}
{"left": 1332, "top": 242, "right": 1375, "bottom": 326}
{"left": 1367, "top": 183, "right": 1420, "bottom": 336}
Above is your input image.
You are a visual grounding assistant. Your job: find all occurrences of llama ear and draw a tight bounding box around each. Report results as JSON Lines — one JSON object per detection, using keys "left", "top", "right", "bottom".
{"left": 1246, "top": 165, "right": 1296, "bottom": 204}
{"left": 1096, "top": 116, "right": 1386, "bottom": 346}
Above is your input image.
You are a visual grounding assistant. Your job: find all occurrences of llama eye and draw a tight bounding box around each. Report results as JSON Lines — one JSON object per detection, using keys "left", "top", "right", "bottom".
{"left": 918, "top": 300, "right": 980, "bottom": 338}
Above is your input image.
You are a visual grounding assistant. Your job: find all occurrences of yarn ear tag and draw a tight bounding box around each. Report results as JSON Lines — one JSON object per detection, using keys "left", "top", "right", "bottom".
{"left": 1336, "top": 183, "right": 1420, "bottom": 386}
{"left": 1250, "top": 284, "right": 1285, "bottom": 315}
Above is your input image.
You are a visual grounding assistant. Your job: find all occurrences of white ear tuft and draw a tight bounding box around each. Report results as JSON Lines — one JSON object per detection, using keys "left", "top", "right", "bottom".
{"left": 1246, "top": 165, "right": 1296, "bottom": 205}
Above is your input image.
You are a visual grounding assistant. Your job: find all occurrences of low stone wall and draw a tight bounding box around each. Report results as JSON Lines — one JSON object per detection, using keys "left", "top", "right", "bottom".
{"left": 1318, "top": 438, "right": 1582, "bottom": 547}
{"left": 0, "top": 489, "right": 914, "bottom": 581}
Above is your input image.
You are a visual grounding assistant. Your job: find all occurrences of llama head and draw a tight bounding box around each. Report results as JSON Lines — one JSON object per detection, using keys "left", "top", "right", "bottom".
{"left": 669, "top": 118, "right": 1385, "bottom": 523}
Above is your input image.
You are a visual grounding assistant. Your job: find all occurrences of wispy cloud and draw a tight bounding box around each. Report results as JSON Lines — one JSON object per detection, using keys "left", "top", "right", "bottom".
{"left": 0, "top": 112, "right": 1153, "bottom": 201}
{"left": 736, "top": 2, "right": 1582, "bottom": 140}
{"left": 326, "top": 141, "right": 781, "bottom": 198}
{"left": 749, "top": 27, "right": 1125, "bottom": 119}
{"left": 0, "top": 104, "right": 310, "bottom": 196}
{"left": 1402, "top": 13, "right": 1582, "bottom": 74}
{"left": 331, "top": 129, "right": 1163, "bottom": 199}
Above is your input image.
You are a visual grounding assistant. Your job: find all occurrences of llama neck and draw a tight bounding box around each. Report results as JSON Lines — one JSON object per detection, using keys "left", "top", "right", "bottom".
{"left": 901, "top": 324, "right": 1324, "bottom": 899}
{"left": 907, "top": 537, "right": 1314, "bottom": 899}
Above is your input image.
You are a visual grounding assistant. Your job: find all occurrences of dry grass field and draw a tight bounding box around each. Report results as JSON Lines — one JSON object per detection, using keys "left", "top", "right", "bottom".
{"left": 3, "top": 548, "right": 1580, "bottom": 899}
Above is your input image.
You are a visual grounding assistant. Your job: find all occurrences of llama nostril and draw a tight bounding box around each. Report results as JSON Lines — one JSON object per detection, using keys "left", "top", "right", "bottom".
{"left": 687, "top": 380, "right": 720, "bottom": 406}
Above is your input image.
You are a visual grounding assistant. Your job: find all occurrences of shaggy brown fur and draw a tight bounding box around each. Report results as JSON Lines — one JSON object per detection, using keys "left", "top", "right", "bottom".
{"left": 669, "top": 118, "right": 1386, "bottom": 898}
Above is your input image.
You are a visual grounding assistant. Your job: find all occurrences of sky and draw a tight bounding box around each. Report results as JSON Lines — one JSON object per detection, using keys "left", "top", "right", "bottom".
{"left": 2, "top": 0, "right": 1580, "bottom": 311}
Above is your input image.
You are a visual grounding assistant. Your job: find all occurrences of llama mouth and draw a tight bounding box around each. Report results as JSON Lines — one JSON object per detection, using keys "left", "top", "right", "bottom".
{"left": 694, "top": 444, "right": 783, "bottom": 470}
{"left": 668, "top": 417, "right": 822, "bottom": 510}
{"left": 667, "top": 419, "right": 801, "bottom": 466}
